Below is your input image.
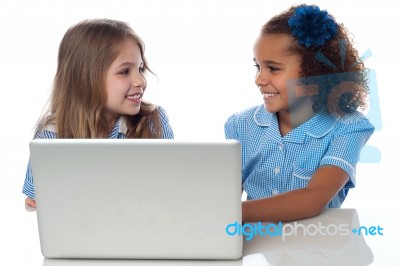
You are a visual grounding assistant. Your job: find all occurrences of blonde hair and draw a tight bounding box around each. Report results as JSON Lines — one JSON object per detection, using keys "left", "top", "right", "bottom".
{"left": 37, "top": 19, "right": 162, "bottom": 138}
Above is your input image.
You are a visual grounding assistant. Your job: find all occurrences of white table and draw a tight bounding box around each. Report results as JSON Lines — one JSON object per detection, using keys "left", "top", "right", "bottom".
{"left": 11, "top": 207, "right": 390, "bottom": 265}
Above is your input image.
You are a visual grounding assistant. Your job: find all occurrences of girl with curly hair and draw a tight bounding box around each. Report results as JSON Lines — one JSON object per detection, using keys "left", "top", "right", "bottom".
{"left": 23, "top": 19, "right": 174, "bottom": 208}
{"left": 225, "top": 4, "right": 374, "bottom": 222}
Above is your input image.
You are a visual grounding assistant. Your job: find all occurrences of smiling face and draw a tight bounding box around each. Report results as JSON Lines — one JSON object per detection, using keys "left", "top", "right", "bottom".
{"left": 253, "top": 34, "right": 301, "bottom": 115}
{"left": 104, "top": 38, "right": 146, "bottom": 122}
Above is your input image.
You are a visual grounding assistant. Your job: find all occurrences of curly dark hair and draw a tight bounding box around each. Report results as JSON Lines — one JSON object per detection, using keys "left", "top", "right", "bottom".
{"left": 261, "top": 4, "right": 369, "bottom": 116}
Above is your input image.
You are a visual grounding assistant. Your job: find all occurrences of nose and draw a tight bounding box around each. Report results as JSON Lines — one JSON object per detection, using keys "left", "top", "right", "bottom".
{"left": 131, "top": 72, "right": 146, "bottom": 89}
{"left": 255, "top": 69, "right": 269, "bottom": 88}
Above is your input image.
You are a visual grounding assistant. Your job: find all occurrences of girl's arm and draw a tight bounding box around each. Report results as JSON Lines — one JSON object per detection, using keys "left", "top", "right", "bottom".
{"left": 242, "top": 165, "right": 349, "bottom": 222}
{"left": 23, "top": 130, "right": 57, "bottom": 208}
{"left": 23, "top": 161, "right": 36, "bottom": 207}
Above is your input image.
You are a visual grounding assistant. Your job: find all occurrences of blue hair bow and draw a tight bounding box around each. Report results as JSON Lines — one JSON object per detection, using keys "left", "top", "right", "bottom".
{"left": 288, "top": 5, "right": 338, "bottom": 47}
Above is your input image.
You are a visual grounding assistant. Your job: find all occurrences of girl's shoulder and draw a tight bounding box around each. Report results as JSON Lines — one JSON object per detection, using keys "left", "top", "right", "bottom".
{"left": 226, "top": 104, "right": 274, "bottom": 128}
{"left": 156, "top": 105, "right": 169, "bottom": 117}
{"left": 34, "top": 126, "right": 57, "bottom": 139}
{"left": 316, "top": 110, "right": 374, "bottom": 134}
{"left": 34, "top": 116, "right": 58, "bottom": 139}
{"left": 337, "top": 110, "right": 372, "bottom": 125}
{"left": 336, "top": 110, "right": 375, "bottom": 134}
{"left": 225, "top": 105, "right": 273, "bottom": 135}
{"left": 227, "top": 105, "right": 265, "bottom": 121}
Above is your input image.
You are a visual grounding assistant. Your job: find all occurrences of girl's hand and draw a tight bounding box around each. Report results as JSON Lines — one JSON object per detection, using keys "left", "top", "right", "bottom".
{"left": 25, "top": 197, "right": 36, "bottom": 208}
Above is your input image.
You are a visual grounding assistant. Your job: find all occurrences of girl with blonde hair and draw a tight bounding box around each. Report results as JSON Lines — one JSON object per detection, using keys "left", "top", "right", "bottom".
{"left": 23, "top": 19, "right": 174, "bottom": 207}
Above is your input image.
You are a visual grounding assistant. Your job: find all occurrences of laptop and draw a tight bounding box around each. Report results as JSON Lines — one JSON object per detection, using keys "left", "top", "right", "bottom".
{"left": 29, "top": 139, "right": 243, "bottom": 259}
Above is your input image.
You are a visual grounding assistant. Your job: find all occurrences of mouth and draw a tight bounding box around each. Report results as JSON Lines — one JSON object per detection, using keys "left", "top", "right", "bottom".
{"left": 262, "top": 92, "right": 279, "bottom": 99}
{"left": 126, "top": 93, "right": 142, "bottom": 101}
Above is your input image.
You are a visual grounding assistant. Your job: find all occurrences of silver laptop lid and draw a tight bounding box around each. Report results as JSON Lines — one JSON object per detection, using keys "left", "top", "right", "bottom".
{"left": 30, "top": 139, "right": 242, "bottom": 259}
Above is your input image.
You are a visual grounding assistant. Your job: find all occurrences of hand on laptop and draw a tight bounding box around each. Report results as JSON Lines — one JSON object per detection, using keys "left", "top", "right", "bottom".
{"left": 25, "top": 197, "right": 36, "bottom": 208}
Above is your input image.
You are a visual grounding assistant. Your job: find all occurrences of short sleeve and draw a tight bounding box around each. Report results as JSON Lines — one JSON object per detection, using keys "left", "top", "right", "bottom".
{"left": 224, "top": 114, "right": 238, "bottom": 140}
{"left": 22, "top": 130, "right": 57, "bottom": 199}
{"left": 158, "top": 106, "right": 174, "bottom": 139}
{"left": 320, "top": 113, "right": 375, "bottom": 186}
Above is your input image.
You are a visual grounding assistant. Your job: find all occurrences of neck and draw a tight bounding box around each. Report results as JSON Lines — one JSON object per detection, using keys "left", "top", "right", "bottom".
{"left": 278, "top": 101, "right": 315, "bottom": 137}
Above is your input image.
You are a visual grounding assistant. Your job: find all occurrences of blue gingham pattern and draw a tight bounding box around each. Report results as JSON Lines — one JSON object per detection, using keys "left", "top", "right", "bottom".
{"left": 225, "top": 104, "right": 374, "bottom": 207}
{"left": 23, "top": 106, "right": 174, "bottom": 199}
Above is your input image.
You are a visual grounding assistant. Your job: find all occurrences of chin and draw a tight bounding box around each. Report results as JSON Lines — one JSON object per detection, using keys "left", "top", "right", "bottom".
{"left": 130, "top": 110, "right": 141, "bottom": 116}
{"left": 124, "top": 108, "right": 141, "bottom": 116}
{"left": 264, "top": 104, "right": 275, "bottom": 113}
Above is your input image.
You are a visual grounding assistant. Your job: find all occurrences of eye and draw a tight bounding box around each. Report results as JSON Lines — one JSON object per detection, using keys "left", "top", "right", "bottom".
{"left": 269, "top": 66, "right": 279, "bottom": 72}
{"left": 119, "top": 68, "right": 130, "bottom": 75}
{"left": 254, "top": 64, "right": 260, "bottom": 71}
{"left": 139, "top": 66, "right": 145, "bottom": 74}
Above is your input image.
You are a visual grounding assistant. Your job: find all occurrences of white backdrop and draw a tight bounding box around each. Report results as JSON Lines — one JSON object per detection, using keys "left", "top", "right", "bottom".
{"left": 0, "top": 0, "right": 398, "bottom": 264}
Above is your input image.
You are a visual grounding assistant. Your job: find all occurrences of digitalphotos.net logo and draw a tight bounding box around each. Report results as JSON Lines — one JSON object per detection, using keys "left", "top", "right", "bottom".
{"left": 226, "top": 221, "right": 384, "bottom": 241}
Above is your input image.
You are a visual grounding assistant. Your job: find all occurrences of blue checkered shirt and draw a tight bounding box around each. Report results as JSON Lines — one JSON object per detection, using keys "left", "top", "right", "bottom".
{"left": 224, "top": 105, "right": 374, "bottom": 207}
{"left": 23, "top": 107, "right": 174, "bottom": 199}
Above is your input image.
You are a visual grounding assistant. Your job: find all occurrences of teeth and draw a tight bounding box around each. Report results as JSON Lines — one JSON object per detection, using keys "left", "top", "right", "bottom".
{"left": 263, "top": 92, "right": 277, "bottom": 98}
{"left": 126, "top": 94, "right": 141, "bottom": 100}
